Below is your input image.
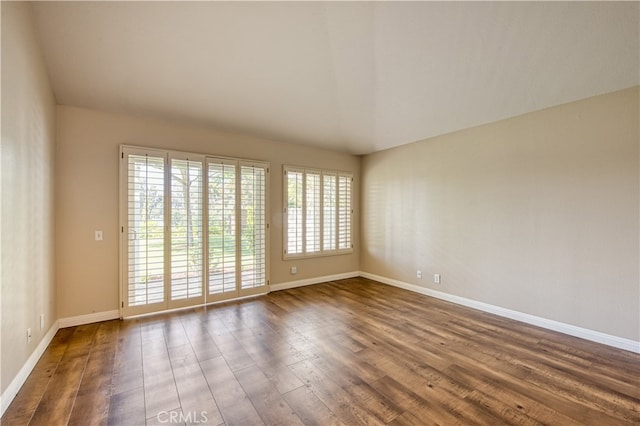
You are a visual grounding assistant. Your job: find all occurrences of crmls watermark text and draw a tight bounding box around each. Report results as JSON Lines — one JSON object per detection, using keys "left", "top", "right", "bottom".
{"left": 157, "top": 411, "right": 209, "bottom": 424}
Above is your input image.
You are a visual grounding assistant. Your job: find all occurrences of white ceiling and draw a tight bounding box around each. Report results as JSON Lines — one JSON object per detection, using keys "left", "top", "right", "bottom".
{"left": 31, "top": 1, "right": 639, "bottom": 155}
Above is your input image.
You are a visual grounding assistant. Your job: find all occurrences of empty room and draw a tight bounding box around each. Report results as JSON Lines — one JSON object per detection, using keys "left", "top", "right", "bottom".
{"left": 1, "top": 1, "right": 639, "bottom": 425}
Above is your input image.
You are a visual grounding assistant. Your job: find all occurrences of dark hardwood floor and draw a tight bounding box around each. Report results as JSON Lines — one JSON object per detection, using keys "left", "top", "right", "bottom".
{"left": 2, "top": 277, "right": 639, "bottom": 425}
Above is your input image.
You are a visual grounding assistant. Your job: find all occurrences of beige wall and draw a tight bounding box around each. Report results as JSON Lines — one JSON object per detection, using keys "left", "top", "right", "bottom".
{"left": 1, "top": 2, "right": 57, "bottom": 394}
{"left": 361, "top": 87, "right": 639, "bottom": 341}
{"left": 55, "top": 106, "right": 360, "bottom": 319}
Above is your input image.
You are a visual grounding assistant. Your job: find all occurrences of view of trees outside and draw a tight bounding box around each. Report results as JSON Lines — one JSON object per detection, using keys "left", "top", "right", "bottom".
{"left": 127, "top": 153, "right": 267, "bottom": 308}
{"left": 128, "top": 155, "right": 165, "bottom": 306}
{"left": 286, "top": 170, "right": 303, "bottom": 254}
{"left": 208, "top": 162, "right": 236, "bottom": 294}
{"left": 285, "top": 168, "right": 352, "bottom": 257}
{"left": 323, "top": 173, "right": 337, "bottom": 251}
{"left": 240, "top": 165, "right": 266, "bottom": 289}
{"left": 305, "top": 172, "right": 321, "bottom": 253}
{"left": 170, "top": 159, "right": 203, "bottom": 300}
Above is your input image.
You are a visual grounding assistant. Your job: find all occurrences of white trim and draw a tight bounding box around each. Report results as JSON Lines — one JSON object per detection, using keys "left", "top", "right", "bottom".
{"left": 270, "top": 271, "right": 360, "bottom": 292}
{"left": 360, "top": 272, "right": 640, "bottom": 354}
{"left": 58, "top": 310, "right": 120, "bottom": 328}
{"left": 1, "top": 321, "right": 60, "bottom": 417}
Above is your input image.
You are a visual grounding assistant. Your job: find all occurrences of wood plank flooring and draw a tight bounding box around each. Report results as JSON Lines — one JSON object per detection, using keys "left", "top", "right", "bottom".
{"left": 3, "top": 277, "right": 639, "bottom": 425}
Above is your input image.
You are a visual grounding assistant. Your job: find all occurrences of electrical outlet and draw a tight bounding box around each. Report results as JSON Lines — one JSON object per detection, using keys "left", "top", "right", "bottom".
{"left": 27, "top": 328, "right": 32, "bottom": 343}
{"left": 290, "top": 266, "right": 297, "bottom": 275}
{"left": 40, "top": 314, "right": 45, "bottom": 330}
{"left": 94, "top": 230, "right": 103, "bottom": 241}
{"left": 434, "top": 274, "right": 441, "bottom": 284}
{"left": 416, "top": 270, "right": 422, "bottom": 279}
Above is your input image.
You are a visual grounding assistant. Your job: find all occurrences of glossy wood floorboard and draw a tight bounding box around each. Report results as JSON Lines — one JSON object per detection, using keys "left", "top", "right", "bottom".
{"left": 3, "top": 278, "right": 639, "bottom": 425}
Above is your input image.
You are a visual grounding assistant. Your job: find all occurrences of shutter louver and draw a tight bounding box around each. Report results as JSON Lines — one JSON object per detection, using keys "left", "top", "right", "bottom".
{"left": 283, "top": 166, "right": 352, "bottom": 258}
{"left": 338, "top": 174, "right": 352, "bottom": 250}
{"left": 323, "top": 173, "right": 337, "bottom": 251}
{"left": 305, "top": 172, "right": 321, "bottom": 253}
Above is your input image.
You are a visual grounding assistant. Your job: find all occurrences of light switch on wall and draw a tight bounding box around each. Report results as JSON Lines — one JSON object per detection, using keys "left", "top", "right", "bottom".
{"left": 95, "top": 230, "right": 103, "bottom": 241}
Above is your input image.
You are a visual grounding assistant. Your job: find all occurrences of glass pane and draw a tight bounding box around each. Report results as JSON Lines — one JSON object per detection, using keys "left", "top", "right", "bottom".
{"left": 208, "top": 162, "right": 237, "bottom": 295}
{"left": 323, "top": 173, "right": 337, "bottom": 251}
{"left": 338, "top": 174, "right": 352, "bottom": 250}
{"left": 127, "top": 154, "right": 165, "bottom": 306}
{"left": 170, "top": 159, "right": 203, "bottom": 300}
{"left": 306, "top": 172, "right": 321, "bottom": 253}
{"left": 286, "top": 170, "right": 303, "bottom": 255}
{"left": 241, "top": 165, "right": 266, "bottom": 289}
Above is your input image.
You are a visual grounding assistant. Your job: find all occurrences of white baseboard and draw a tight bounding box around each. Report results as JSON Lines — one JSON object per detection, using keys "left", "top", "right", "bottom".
{"left": 360, "top": 271, "right": 640, "bottom": 354}
{"left": 270, "top": 271, "right": 360, "bottom": 292}
{"left": 1, "top": 320, "right": 60, "bottom": 417}
{"left": 58, "top": 309, "right": 120, "bottom": 328}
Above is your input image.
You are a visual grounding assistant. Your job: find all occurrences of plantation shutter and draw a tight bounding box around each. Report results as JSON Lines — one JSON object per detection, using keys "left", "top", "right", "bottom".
{"left": 121, "top": 146, "right": 270, "bottom": 317}
{"left": 323, "top": 172, "right": 337, "bottom": 251}
{"left": 285, "top": 169, "right": 303, "bottom": 256}
{"left": 240, "top": 163, "right": 267, "bottom": 290}
{"left": 337, "top": 174, "right": 352, "bottom": 250}
{"left": 125, "top": 151, "right": 166, "bottom": 309}
{"left": 169, "top": 156, "right": 204, "bottom": 302}
{"left": 207, "top": 160, "right": 237, "bottom": 295}
{"left": 305, "top": 171, "right": 321, "bottom": 253}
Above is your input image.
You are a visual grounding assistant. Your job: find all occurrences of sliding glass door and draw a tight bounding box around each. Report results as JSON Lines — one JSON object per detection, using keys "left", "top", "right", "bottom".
{"left": 120, "top": 147, "right": 269, "bottom": 317}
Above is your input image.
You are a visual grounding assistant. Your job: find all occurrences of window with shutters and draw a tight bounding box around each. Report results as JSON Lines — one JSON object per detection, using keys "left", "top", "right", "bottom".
{"left": 207, "top": 160, "right": 237, "bottom": 295}
{"left": 283, "top": 166, "right": 353, "bottom": 259}
{"left": 170, "top": 156, "right": 204, "bottom": 301}
{"left": 240, "top": 164, "right": 267, "bottom": 290}
{"left": 125, "top": 150, "right": 166, "bottom": 308}
{"left": 120, "top": 146, "right": 269, "bottom": 317}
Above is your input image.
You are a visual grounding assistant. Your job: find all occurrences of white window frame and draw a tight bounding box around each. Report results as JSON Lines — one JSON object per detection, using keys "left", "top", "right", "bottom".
{"left": 283, "top": 165, "right": 353, "bottom": 259}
